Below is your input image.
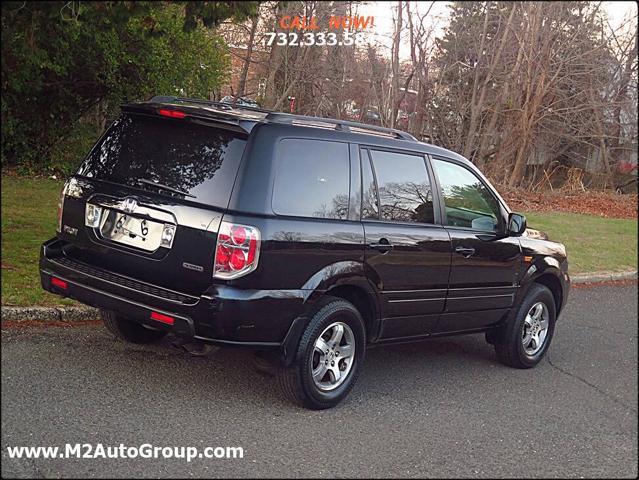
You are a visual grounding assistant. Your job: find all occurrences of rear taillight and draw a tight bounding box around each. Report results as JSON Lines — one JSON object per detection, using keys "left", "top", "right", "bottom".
{"left": 213, "top": 221, "right": 261, "bottom": 279}
{"left": 56, "top": 189, "right": 65, "bottom": 233}
{"left": 57, "top": 178, "right": 83, "bottom": 233}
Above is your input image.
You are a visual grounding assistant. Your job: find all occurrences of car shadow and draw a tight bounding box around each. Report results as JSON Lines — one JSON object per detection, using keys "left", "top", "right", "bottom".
{"left": 61, "top": 326, "right": 506, "bottom": 411}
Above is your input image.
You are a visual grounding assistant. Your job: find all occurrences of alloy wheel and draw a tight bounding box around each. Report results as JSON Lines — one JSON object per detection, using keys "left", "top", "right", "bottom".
{"left": 310, "top": 321, "right": 356, "bottom": 391}
{"left": 522, "top": 301, "right": 549, "bottom": 355}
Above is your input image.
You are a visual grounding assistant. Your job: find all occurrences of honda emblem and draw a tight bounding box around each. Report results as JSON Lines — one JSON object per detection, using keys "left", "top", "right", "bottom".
{"left": 122, "top": 198, "right": 138, "bottom": 213}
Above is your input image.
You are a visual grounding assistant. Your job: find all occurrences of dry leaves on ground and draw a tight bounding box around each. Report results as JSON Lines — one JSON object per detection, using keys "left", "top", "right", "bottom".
{"left": 498, "top": 188, "right": 637, "bottom": 219}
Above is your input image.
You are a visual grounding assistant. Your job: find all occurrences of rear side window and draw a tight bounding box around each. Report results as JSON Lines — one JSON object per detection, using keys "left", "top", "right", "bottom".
{"left": 361, "top": 151, "right": 378, "bottom": 220}
{"left": 272, "top": 139, "right": 350, "bottom": 219}
{"left": 368, "top": 149, "right": 435, "bottom": 224}
{"left": 77, "top": 114, "right": 247, "bottom": 207}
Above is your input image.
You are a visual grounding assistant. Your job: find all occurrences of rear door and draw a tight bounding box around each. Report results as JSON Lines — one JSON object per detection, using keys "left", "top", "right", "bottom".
{"left": 430, "top": 157, "right": 522, "bottom": 333}
{"left": 58, "top": 111, "right": 248, "bottom": 295}
{"left": 361, "top": 148, "right": 451, "bottom": 340}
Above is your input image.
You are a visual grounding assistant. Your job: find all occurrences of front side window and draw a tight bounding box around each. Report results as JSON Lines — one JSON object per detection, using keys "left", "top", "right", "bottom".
{"left": 368, "top": 149, "right": 434, "bottom": 224}
{"left": 432, "top": 159, "right": 500, "bottom": 232}
{"left": 272, "top": 139, "right": 350, "bottom": 219}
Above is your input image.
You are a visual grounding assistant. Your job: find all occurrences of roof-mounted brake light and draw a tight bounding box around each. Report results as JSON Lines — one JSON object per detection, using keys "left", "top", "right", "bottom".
{"left": 158, "top": 109, "right": 186, "bottom": 119}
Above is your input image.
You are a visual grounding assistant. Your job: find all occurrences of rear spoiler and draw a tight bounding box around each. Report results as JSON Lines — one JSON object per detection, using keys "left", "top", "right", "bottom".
{"left": 120, "top": 102, "right": 259, "bottom": 134}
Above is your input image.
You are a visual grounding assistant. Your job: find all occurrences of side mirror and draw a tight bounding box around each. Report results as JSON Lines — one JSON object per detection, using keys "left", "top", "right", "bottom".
{"left": 507, "top": 212, "right": 527, "bottom": 236}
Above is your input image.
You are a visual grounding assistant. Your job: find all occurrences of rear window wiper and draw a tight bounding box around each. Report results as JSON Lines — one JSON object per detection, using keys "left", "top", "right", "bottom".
{"left": 137, "top": 179, "right": 196, "bottom": 198}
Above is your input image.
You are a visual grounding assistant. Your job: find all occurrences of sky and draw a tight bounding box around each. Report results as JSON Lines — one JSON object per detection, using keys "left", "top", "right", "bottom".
{"left": 356, "top": 0, "right": 638, "bottom": 60}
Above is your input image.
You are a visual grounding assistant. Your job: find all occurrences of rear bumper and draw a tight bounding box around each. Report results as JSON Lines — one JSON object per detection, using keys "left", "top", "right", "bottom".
{"left": 40, "top": 238, "right": 308, "bottom": 353}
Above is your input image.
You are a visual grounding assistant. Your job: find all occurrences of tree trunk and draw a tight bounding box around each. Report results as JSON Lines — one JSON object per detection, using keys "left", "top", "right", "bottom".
{"left": 237, "top": 17, "right": 259, "bottom": 99}
{"left": 589, "top": 86, "right": 612, "bottom": 176}
{"left": 389, "top": 1, "right": 402, "bottom": 128}
{"left": 461, "top": 5, "right": 490, "bottom": 160}
{"left": 264, "top": 43, "right": 283, "bottom": 108}
{"left": 463, "top": 4, "right": 516, "bottom": 161}
{"left": 272, "top": 46, "right": 311, "bottom": 111}
{"left": 477, "top": 16, "right": 525, "bottom": 169}
{"left": 610, "top": 24, "right": 638, "bottom": 164}
{"left": 508, "top": 133, "right": 529, "bottom": 187}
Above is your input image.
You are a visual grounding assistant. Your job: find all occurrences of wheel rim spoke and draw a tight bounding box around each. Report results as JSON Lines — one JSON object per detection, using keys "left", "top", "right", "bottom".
{"left": 313, "top": 363, "right": 328, "bottom": 382}
{"left": 329, "top": 324, "right": 344, "bottom": 346}
{"left": 329, "top": 365, "right": 341, "bottom": 383}
{"left": 315, "top": 338, "right": 330, "bottom": 355}
{"left": 532, "top": 303, "right": 543, "bottom": 320}
{"left": 338, "top": 343, "right": 353, "bottom": 359}
{"left": 530, "top": 333, "right": 539, "bottom": 350}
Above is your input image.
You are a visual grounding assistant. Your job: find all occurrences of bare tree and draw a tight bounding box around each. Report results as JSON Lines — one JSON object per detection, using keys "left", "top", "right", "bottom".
{"left": 222, "top": 0, "right": 638, "bottom": 191}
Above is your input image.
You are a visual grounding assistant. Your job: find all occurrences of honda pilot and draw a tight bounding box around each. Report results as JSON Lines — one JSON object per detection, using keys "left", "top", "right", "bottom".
{"left": 40, "top": 96, "right": 570, "bottom": 409}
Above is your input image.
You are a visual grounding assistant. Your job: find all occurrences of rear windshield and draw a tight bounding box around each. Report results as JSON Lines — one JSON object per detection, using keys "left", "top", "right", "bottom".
{"left": 77, "top": 113, "right": 247, "bottom": 207}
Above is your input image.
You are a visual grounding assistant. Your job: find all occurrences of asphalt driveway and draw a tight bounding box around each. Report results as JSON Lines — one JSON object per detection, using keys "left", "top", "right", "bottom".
{"left": 1, "top": 284, "right": 637, "bottom": 478}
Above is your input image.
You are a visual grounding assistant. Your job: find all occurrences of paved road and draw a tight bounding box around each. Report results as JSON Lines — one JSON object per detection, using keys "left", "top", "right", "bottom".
{"left": 2, "top": 284, "right": 637, "bottom": 478}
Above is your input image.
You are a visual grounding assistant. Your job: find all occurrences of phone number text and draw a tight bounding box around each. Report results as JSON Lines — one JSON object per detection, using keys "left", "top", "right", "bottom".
{"left": 265, "top": 32, "right": 366, "bottom": 47}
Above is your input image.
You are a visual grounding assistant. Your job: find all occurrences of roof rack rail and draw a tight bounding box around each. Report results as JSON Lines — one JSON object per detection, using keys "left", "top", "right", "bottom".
{"left": 264, "top": 112, "right": 417, "bottom": 141}
{"left": 147, "top": 96, "right": 418, "bottom": 141}
{"left": 149, "top": 95, "right": 273, "bottom": 115}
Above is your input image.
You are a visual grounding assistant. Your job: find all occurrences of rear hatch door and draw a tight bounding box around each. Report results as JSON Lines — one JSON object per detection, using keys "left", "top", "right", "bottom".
{"left": 57, "top": 108, "right": 248, "bottom": 295}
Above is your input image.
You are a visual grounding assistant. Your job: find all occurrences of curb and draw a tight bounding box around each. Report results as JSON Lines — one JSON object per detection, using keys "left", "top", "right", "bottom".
{"left": 571, "top": 270, "right": 637, "bottom": 284}
{"left": 1, "top": 270, "right": 637, "bottom": 323}
{"left": 1, "top": 306, "right": 99, "bottom": 323}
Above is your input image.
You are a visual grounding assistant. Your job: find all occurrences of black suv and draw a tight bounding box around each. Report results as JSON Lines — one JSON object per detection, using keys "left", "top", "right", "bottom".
{"left": 41, "top": 96, "right": 570, "bottom": 409}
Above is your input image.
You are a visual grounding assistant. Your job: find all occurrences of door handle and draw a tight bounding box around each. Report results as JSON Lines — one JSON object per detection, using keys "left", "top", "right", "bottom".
{"left": 455, "top": 246, "right": 476, "bottom": 258}
{"left": 369, "top": 238, "right": 394, "bottom": 253}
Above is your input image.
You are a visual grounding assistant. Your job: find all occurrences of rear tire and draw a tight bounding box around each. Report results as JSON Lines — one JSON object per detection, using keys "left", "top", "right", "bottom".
{"left": 277, "top": 297, "right": 365, "bottom": 409}
{"left": 100, "top": 310, "right": 167, "bottom": 344}
{"left": 493, "top": 284, "right": 556, "bottom": 369}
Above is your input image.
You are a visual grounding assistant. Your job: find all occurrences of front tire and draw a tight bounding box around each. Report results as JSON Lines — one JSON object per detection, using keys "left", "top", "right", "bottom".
{"left": 277, "top": 298, "right": 366, "bottom": 409}
{"left": 101, "top": 310, "right": 167, "bottom": 344}
{"left": 494, "top": 284, "right": 556, "bottom": 368}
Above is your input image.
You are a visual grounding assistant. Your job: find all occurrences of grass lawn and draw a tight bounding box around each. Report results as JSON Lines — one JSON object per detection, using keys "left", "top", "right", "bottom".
{"left": 1, "top": 175, "right": 637, "bottom": 306}
{"left": 1, "top": 176, "right": 75, "bottom": 306}
{"left": 524, "top": 212, "right": 637, "bottom": 275}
